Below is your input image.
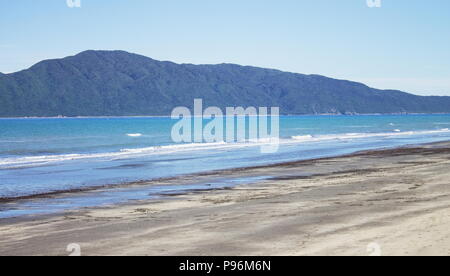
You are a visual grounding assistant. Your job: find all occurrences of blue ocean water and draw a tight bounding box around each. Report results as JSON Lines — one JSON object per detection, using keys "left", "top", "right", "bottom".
{"left": 1, "top": 115, "right": 450, "bottom": 218}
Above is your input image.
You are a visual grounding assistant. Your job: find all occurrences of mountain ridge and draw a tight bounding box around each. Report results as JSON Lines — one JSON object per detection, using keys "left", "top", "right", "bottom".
{"left": 1, "top": 50, "right": 450, "bottom": 117}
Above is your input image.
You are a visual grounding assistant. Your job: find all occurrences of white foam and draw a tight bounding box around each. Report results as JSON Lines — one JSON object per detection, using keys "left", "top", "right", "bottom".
{"left": 127, "top": 133, "right": 142, "bottom": 137}
{"left": 120, "top": 141, "right": 229, "bottom": 154}
{"left": 291, "top": 129, "right": 450, "bottom": 143}
{"left": 1, "top": 129, "right": 450, "bottom": 168}
{"left": 290, "top": 135, "right": 314, "bottom": 142}
{"left": 248, "top": 137, "right": 280, "bottom": 143}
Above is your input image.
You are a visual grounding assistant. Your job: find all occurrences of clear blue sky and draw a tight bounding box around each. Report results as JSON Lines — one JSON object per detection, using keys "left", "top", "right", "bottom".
{"left": 1, "top": 0, "right": 449, "bottom": 95}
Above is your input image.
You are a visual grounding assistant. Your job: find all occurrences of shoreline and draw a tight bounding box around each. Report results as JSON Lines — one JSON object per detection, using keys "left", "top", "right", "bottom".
{"left": 1, "top": 140, "right": 447, "bottom": 205}
{"left": 1, "top": 113, "right": 450, "bottom": 119}
{"left": 2, "top": 140, "right": 450, "bottom": 255}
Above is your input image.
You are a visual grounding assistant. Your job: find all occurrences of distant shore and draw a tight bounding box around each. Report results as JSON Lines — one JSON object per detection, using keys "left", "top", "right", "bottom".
{"left": 1, "top": 113, "right": 450, "bottom": 119}
{"left": 1, "top": 141, "right": 450, "bottom": 255}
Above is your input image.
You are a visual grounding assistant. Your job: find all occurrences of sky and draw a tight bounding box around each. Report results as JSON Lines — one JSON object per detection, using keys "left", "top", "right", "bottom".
{"left": 0, "top": 0, "right": 449, "bottom": 96}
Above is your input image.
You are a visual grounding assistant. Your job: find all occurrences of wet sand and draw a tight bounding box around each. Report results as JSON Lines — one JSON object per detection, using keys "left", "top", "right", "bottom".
{"left": 1, "top": 142, "right": 450, "bottom": 256}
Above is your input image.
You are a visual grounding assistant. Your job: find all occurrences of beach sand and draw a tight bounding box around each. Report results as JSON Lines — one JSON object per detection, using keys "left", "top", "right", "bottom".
{"left": 1, "top": 142, "right": 450, "bottom": 256}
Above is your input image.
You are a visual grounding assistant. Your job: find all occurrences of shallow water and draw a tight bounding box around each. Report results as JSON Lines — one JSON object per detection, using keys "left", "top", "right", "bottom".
{"left": 1, "top": 115, "right": 450, "bottom": 218}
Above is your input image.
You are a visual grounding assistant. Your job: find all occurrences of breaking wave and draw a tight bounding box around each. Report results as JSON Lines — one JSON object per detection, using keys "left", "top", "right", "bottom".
{"left": 291, "top": 129, "right": 450, "bottom": 142}
{"left": 1, "top": 129, "right": 449, "bottom": 169}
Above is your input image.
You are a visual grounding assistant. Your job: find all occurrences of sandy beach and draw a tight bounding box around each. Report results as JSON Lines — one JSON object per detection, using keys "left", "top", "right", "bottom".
{"left": 1, "top": 141, "right": 450, "bottom": 256}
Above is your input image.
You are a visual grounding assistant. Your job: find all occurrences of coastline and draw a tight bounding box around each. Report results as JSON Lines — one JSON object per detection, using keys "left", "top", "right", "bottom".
{"left": 2, "top": 140, "right": 450, "bottom": 255}
{"left": 1, "top": 113, "right": 450, "bottom": 119}
{"left": 0, "top": 140, "right": 444, "bottom": 204}
{"left": 0, "top": 112, "right": 450, "bottom": 120}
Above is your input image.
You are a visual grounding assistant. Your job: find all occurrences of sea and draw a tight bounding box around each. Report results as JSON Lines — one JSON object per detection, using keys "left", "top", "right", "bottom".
{"left": 1, "top": 114, "right": 450, "bottom": 218}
